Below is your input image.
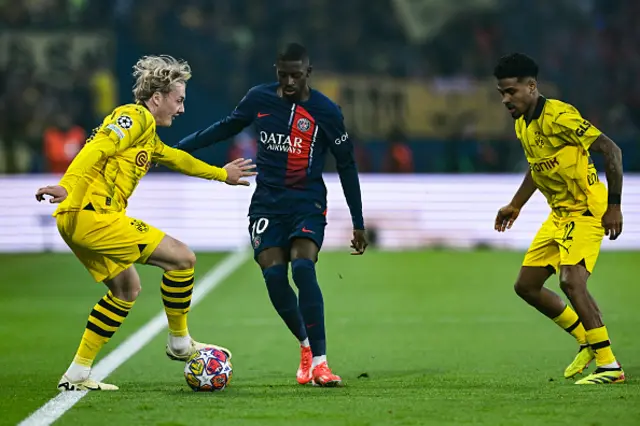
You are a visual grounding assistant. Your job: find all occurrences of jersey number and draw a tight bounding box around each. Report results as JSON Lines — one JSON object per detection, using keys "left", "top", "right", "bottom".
{"left": 251, "top": 218, "right": 269, "bottom": 240}
{"left": 562, "top": 221, "right": 575, "bottom": 242}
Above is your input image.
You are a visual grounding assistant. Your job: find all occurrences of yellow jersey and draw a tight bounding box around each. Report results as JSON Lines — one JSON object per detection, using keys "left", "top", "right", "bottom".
{"left": 514, "top": 97, "right": 607, "bottom": 218}
{"left": 55, "top": 104, "right": 228, "bottom": 215}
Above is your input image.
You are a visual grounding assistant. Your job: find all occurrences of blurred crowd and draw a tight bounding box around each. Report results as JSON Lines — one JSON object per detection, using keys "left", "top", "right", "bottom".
{"left": 0, "top": 0, "right": 638, "bottom": 174}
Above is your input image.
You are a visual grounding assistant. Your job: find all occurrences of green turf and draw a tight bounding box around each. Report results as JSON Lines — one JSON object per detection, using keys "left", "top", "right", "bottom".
{"left": 1, "top": 250, "right": 639, "bottom": 426}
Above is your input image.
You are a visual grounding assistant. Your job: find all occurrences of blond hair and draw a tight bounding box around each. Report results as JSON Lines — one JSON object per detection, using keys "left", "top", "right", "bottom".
{"left": 132, "top": 55, "right": 192, "bottom": 102}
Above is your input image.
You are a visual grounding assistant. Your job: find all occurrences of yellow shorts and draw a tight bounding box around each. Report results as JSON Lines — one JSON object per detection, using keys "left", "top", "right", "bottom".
{"left": 522, "top": 213, "right": 604, "bottom": 273}
{"left": 56, "top": 210, "right": 165, "bottom": 282}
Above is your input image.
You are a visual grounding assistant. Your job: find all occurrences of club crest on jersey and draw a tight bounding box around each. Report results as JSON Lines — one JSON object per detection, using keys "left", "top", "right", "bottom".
{"left": 253, "top": 236, "right": 261, "bottom": 249}
{"left": 117, "top": 115, "right": 133, "bottom": 129}
{"left": 296, "top": 117, "right": 311, "bottom": 132}
{"left": 130, "top": 219, "right": 149, "bottom": 233}
{"left": 534, "top": 131, "right": 545, "bottom": 148}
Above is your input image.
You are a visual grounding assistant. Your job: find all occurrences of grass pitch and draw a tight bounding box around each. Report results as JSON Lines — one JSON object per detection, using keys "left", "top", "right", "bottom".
{"left": 1, "top": 250, "right": 639, "bottom": 425}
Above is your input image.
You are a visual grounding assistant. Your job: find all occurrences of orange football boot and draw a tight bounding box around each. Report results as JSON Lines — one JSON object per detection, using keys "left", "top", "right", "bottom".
{"left": 312, "top": 362, "right": 343, "bottom": 387}
{"left": 297, "top": 345, "right": 313, "bottom": 384}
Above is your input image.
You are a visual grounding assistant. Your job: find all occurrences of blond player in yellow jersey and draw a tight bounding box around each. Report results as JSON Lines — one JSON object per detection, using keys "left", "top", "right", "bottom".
{"left": 35, "top": 55, "right": 256, "bottom": 391}
{"left": 493, "top": 53, "right": 625, "bottom": 385}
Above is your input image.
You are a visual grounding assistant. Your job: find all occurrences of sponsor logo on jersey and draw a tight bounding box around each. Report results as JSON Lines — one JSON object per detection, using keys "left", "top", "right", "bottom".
{"left": 135, "top": 150, "right": 150, "bottom": 168}
{"left": 259, "top": 131, "right": 303, "bottom": 154}
{"left": 529, "top": 157, "right": 559, "bottom": 172}
{"left": 334, "top": 132, "right": 348, "bottom": 145}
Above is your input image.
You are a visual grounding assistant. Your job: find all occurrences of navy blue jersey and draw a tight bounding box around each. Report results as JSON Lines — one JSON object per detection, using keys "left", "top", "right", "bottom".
{"left": 175, "top": 83, "right": 364, "bottom": 229}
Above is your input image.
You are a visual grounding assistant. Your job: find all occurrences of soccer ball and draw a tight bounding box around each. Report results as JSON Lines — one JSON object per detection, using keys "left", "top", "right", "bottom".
{"left": 184, "top": 347, "right": 233, "bottom": 392}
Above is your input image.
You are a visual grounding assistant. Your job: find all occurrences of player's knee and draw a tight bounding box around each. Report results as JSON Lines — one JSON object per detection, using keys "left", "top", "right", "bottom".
{"left": 182, "top": 249, "right": 197, "bottom": 270}
{"left": 514, "top": 280, "right": 536, "bottom": 300}
{"left": 291, "top": 258, "right": 315, "bottom": 280}
{"left": 125, "top": 282, "right": 142, "bottom": 301}
{"left": 559, "top": 276, "right": 585, "bottom": 297}
{"left": 107, "top": 275, "right": 141, "bottom": 303}
{"left": 107, "top": 266, "right": 141, "bottom": 299}
{"left": 262, "top": 264, "right": 291, "bottom": 306}
{"left": 263, "top": 264, "right": 287, "bottom": 285}
{"left": 290, "top": 238, "right": 320, "bottom": 263}
{"left": 172, "top": 245, "right": 197, "bottom": 271}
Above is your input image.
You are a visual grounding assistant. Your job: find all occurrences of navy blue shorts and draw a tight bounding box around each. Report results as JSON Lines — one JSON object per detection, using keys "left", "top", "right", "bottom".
{"left": 248, "top": 213, "right": 327, "bottom": 259}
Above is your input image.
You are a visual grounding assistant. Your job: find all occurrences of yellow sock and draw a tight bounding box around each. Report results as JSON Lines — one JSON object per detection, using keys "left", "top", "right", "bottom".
{"left": 552, "top": 305, "right": 587, "bottom": 345}
{"left": 586, "top": 326, "right": 617, "bottom": 367}
{"left": 162, "top": 268, "right": 194, "bottom": 337}
{"left": 74, "top": 291, "right": 135, "bottom": 366}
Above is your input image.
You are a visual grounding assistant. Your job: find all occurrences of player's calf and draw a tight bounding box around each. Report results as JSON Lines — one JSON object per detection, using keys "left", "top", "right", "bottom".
{"left": 559, "top": 265, "right": 602, "bottom": 329}
{"left": 60, "top": 268, "right": 139, "bottom": 390}
{"left": 146, "top": 235, "right": 232, "bottom": 360}
{"left": 559, "top": 265, "right": 623, "bottom": 383}
{"left": 291, "top": 258, "right": 326, "bottom": 359}
{"left": 263, "top": 263, "right": 308, "bottom": 343}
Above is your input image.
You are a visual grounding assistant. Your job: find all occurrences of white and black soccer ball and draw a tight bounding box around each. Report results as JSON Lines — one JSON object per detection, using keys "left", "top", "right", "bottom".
{"left": 184, "top": 348, "right": 233, "bottom": 392}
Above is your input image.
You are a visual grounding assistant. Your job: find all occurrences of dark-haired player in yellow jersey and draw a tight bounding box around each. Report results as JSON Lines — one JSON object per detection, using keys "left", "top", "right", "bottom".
{"left": 35, "top": 55, "right": 256, "bottom": 391}
{"left": 493, "top": 53, "right": 624, "bottom": 384}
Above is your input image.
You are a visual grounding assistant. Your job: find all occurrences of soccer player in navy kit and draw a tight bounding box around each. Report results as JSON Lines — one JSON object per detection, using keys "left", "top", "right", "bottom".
{"left": 175, "top": 43, "right": 367, "bottom": 387}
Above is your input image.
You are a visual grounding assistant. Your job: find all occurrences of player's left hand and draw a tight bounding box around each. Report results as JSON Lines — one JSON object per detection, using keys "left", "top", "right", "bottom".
{"left": 350, "top": 229, "right": 368, "bottom": 255}
{"left": 223, "top": 158, "right": 257, "bottom": 186}
{"left": 35, "top": 185, "right": 68, "bottom": 203}
{"left": 602, "top": 205, "right": 623, "bottom": 240}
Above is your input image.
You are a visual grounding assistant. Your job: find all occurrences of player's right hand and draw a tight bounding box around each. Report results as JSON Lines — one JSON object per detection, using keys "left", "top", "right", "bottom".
{"left": 223, "top": 158, "right": 257, "bottom": 186}
{"left": 495, "top": 204, "right": 520, "bottom": 232}
{"left": 35, "top": 185, "right": 68, "bottom": 203}
{"left": 350, "top": 229, "right": 368, "bottom": 255}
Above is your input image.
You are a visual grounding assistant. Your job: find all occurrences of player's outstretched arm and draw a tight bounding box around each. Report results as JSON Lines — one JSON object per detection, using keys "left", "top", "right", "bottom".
{"left": 174, "top": 90, "right": 257, "bottom": 153}
{"left": 325, "top": 116, "right": 367, "bottom": 254}
{"left": 495, "top": 169, "right": 537, "bottom": 232}
{"left": 589, "top": 134, "right": 623, "bottom": 240}
{"left": 153, "top": 143, "right": 256, "bottom": 186}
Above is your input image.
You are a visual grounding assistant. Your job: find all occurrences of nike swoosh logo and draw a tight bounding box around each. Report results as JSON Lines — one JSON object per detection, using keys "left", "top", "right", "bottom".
{"left": 301, "top": 227, "right": 315, "bottom": 234}
{"left": 257, "top": 113, "right": 270, "bottom": 118}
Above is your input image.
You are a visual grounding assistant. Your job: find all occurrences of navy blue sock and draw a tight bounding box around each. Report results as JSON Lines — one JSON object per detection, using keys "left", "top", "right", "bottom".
{"left": 291, "top": 258, "right": 326, "bottom": 357}
{"left": 262, "top": 264, "right": 307, "bottom": 342}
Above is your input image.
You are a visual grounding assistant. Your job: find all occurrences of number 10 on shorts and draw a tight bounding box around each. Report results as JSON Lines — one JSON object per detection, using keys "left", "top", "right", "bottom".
{"left": 251, "top": 218, "right": 269, "bottom": 247}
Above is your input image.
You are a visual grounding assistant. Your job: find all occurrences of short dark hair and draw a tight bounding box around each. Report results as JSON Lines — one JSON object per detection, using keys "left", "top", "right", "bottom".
{"left": 493, "top": 53, "right": 538, "bottom": 80}
{"left": 277, "top": 43, "right": 309, "bottom": 63}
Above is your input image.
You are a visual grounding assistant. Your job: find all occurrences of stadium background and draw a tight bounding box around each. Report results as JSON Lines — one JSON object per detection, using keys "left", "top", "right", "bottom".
{"left": 0, "top": 0, "right": 638, "bottom": 252}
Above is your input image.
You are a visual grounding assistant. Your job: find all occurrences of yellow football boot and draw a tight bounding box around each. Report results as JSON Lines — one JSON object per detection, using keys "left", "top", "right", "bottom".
{"left": 57, "top": 375, "right": 118, "bottom": 391}
{"left": 166, "top": 338, "right": 232, "bottom": 362}
{"left": 564, "top": 345, "right": 595, "bottom": 379}
{"left": 575, "top": 367, "right": 625, "bottom": 385}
